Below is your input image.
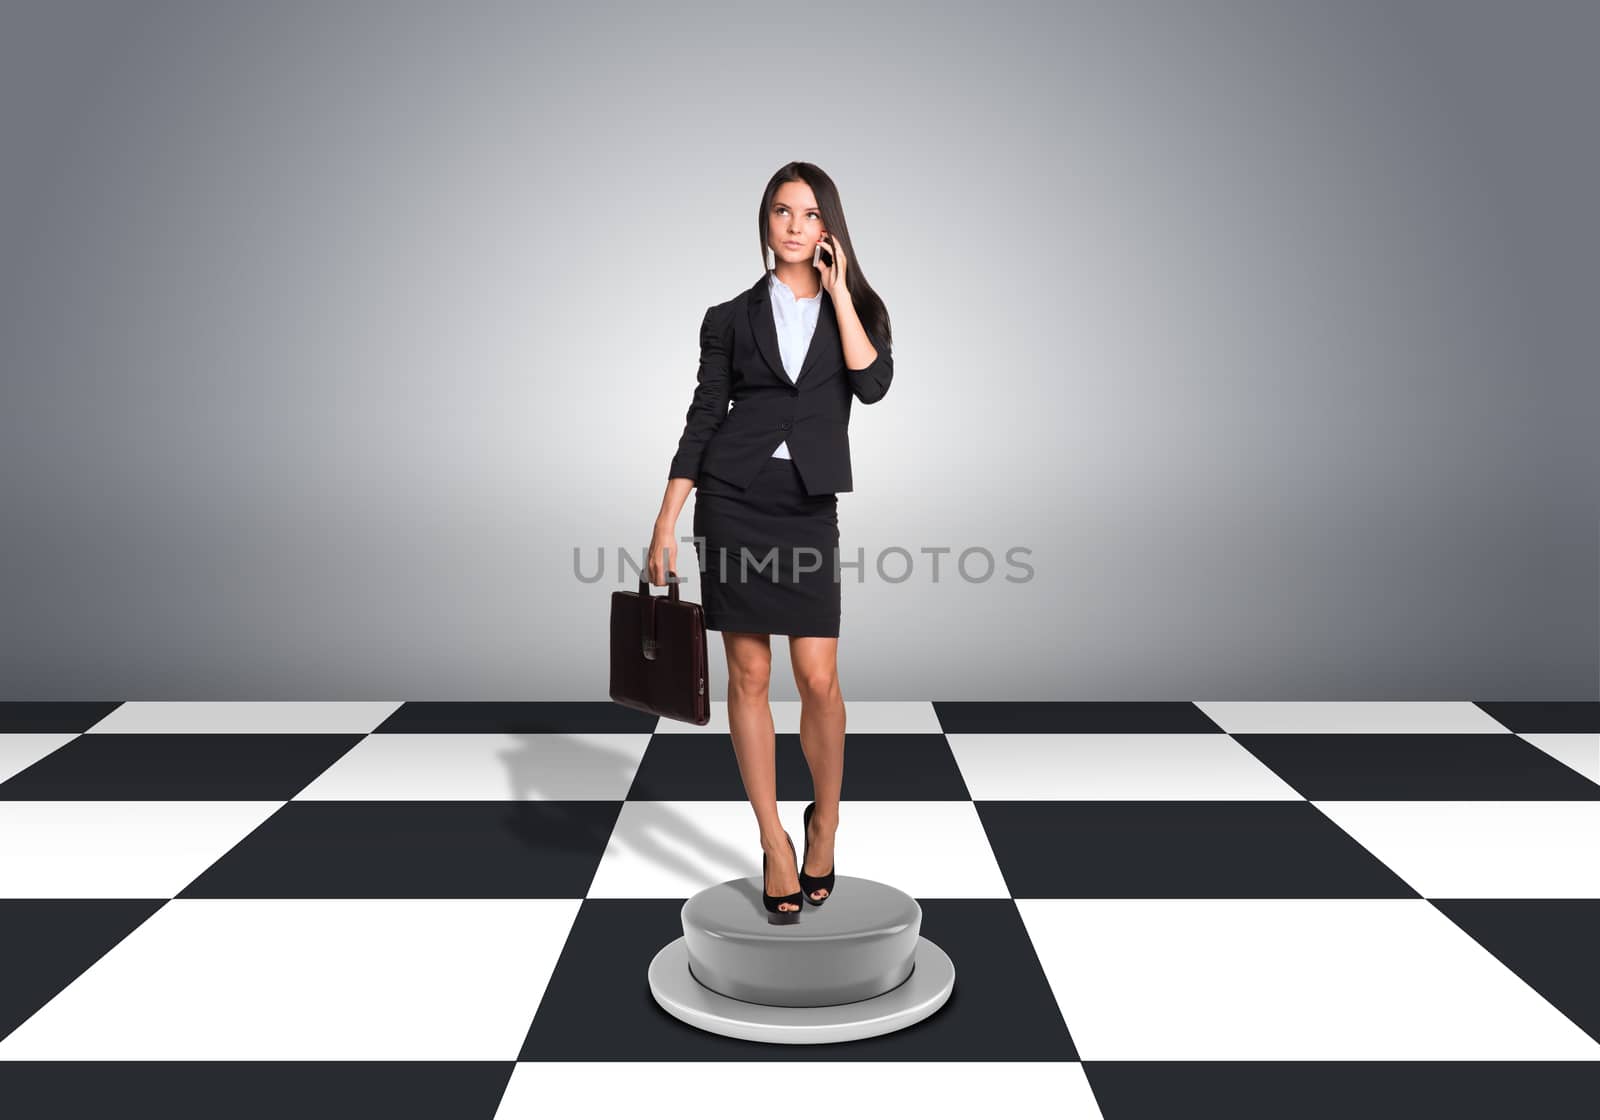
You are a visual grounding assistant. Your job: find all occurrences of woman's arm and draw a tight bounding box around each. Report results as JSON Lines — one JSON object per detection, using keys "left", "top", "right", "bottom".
{"left": 648, "top": 475, "right": 694, "bottom": 585}
{"left": 833, "top": 288, "right": 892, "bottom": 405}
{"left": 650, "top": 304, "right": 731, "bottom": 584}
{"left": 655, "top": 477, "right": 694, "bottom": 533}
{"left": 666, "top": 304, "right": 734, "bottom": 481}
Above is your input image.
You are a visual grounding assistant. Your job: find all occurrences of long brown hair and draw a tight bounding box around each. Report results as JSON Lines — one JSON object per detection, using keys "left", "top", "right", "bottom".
{"left": 756, "top": 162, "right": 891, "bottom": 349}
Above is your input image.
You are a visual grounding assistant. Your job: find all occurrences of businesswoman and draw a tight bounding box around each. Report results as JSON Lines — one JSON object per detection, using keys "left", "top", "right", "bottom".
{"left": 647, "top": 162, "right": 893, "bottom": 921}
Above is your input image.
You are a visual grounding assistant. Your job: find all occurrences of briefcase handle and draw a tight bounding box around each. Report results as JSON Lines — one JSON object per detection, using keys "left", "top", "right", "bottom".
{"left": 637, "top": 570, "right": 682, "bottom": 662}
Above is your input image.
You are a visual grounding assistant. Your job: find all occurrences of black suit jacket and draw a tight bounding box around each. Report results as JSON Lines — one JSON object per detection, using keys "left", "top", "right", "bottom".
{"left": 667, "top": 270, "right": 893, "bottom": 495}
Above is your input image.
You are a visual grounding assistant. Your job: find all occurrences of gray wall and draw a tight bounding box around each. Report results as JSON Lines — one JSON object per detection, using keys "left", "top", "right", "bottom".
{"left": 2, "top": 1, "right": 1595, "bottom": 701}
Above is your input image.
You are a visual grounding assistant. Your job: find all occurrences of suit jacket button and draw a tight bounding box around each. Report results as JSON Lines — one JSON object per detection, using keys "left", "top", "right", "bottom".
{"left": 780, "top": 420, "right": 792, "bottom": 430}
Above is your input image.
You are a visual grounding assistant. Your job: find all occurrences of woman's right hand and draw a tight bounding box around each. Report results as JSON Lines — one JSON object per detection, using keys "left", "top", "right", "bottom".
{"left": 648, "top": 520, "right": 678, "bottom": 586}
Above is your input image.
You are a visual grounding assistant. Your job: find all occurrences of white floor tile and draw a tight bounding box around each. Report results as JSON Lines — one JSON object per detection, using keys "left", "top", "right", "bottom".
{"left": 1520, "top": 733, "right": 1600, "bottom": 785}
{"left": 293, "top": 732, "right": 652, "bottom": 801}
{"left": 946, "top": 733, "right": 1303, "bottom": 800}
{"left": 1196, "top": 702, "right": 1504, "bottom": 735}
{"left": 0, "top": 733, "right": 80, "bottom": 783}
{"left": 1313, "top": 800, "right": 1600, "bottom": 898}
{"left": 0, "top": 897, "right": 577, "bottom": 1060}
{"left": 496, "top": 1059, "right": 1103, "bottom": 1118}
{"left": 1019, "top": 896, "right": 1600, "bottom": 1060}
{"left": 585, "top": 800, "right": 1010, "bottom": 899}
{"left": 88, "top": 701, "right": 404, "bottom": 734}
{"left": 0, "top": 800, "right": 286, "bottom": 898}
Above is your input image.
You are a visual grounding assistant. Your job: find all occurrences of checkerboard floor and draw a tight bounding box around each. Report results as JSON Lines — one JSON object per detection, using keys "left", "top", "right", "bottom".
{"left": 1, "top": 700, "right": 1597, "bottom": 1118}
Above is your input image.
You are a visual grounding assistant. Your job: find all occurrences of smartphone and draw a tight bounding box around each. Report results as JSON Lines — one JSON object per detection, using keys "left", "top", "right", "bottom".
{"left": 817, "top": 237, "right": 833, "bottom": 269}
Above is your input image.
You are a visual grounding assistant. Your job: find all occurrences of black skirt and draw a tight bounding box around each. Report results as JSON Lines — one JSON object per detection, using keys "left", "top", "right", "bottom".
{"left": 691, "top": 457, "right": 841, "bottom": 638}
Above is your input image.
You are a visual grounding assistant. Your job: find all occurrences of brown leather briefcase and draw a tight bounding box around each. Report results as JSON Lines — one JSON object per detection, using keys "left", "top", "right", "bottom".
{"left": 609, "top": 572, "right": 710, "bottom": 725}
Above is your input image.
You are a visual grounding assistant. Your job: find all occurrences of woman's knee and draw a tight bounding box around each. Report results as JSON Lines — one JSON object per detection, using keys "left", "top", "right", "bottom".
{"left": 795, "top": 669, "right": 840, "bottom": 706}
{"left": 724, "top": 633, "right": 772, "bottom": 696}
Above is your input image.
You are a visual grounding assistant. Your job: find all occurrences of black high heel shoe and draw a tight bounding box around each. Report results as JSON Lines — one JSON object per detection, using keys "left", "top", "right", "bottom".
{"left": 763, "top": 831, "right": 803, "bottom": 922}
{"left": 800, "top": 801, "right": 836, "bottom": 906}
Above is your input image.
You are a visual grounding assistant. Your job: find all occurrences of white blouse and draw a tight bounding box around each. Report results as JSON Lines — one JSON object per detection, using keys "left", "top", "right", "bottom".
{"left": 766, "top": 269, "right": 822, "bottom": 459}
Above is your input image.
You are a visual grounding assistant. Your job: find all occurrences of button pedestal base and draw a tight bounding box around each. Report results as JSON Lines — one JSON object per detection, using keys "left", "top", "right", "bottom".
{"left": 647, "top": 875, "right": 955, "bottom": 1044}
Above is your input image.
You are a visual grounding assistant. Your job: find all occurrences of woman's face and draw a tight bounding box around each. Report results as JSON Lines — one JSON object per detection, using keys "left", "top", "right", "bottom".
{"left": 767, "top": 187, "right": 826, "bottom": 264}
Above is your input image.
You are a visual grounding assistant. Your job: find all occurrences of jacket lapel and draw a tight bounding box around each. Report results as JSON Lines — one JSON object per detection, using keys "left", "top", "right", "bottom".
{"left": 747, "top": 270, "right": 837, "bottom": 388}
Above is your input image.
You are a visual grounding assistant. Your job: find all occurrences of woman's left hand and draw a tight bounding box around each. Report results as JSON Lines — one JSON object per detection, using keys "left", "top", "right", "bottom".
{"left": 814, "top": 234, "right": 848, "bottom": 294}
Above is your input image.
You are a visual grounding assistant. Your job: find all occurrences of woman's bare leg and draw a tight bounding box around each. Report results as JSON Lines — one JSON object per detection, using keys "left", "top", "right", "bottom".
{"left": 790, "top": 634, "right": 843, "bottom": 901}
{"left": 723, "top": 631, "right": 799, "bottom": 911}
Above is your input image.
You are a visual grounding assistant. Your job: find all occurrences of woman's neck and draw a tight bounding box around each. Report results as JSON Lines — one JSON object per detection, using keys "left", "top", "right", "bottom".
{"left": 772, "top": 264, "right": 821, "bottom": 300}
